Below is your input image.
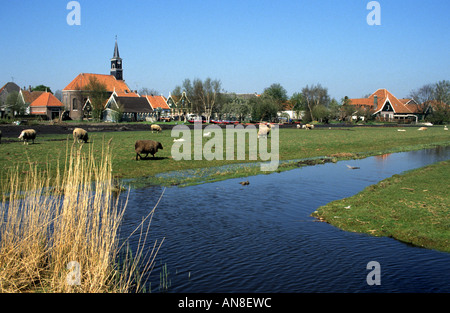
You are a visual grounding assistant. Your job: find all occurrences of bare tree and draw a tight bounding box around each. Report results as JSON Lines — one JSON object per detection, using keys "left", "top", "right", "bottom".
{"left": 181, "top": 78, "right": 222, "bottom": 122}
{"left": 301, "top": 84, "right": 330, "bottom": 122}
{"left": 409, "top": 83, "right": 435, "bottom": 113}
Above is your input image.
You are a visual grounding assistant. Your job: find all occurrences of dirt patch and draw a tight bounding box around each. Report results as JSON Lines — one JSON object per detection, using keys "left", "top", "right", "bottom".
{"left": 329, "top": 152, "right": 356, "bottom": 158}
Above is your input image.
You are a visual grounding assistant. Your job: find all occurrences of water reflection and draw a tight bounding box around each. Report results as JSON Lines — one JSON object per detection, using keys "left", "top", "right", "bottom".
{"left": 120, "top": 146, "right": 450, "bottom": 293}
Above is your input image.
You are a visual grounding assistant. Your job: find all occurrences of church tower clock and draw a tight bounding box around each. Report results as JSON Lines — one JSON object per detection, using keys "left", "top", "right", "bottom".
{"left": 110, "top": 37, "right": 123, "bottom": 80}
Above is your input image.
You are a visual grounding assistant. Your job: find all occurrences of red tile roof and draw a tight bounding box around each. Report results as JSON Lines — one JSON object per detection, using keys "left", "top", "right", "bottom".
{"left": 349, "top": 89, "right": 416, "bottom": 114}
{"left": 142, "top": 95, "right": 170, "bottom": 110}
{"left": 21, "top": 90, "right": 44, "bottom": 104}
{"left": 63, "top": 73, "right": 131, "bottom": 93}
{"left": 30, "top": 92, "right": 64, "bottom": 108}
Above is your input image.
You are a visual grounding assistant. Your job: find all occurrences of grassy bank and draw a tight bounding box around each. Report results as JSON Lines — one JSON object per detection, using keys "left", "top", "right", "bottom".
{"left": 0, "top": 126, "right": 449, "bottom": 188}
{"left": 312, "top": 160, "right": 450, "bottom": 253}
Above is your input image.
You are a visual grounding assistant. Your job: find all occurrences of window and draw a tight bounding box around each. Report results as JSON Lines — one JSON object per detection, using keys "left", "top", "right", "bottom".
{"left": 72, "top": 98, "right": 78, "bottom": 111}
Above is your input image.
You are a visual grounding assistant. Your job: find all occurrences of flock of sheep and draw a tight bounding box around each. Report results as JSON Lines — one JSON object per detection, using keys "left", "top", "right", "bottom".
{"left": 1, "top": 123, "right": 447, "bottom": 159}
{"left": 0, "top": 125, "right": 165, "bottom": 161}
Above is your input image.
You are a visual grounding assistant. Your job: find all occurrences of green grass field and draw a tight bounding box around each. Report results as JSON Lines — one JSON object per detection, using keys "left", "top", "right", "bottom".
{"left": 312, "top": 160, "right": 450, "bottom": 253}
{"left": 1, "top": 125, "right": 449, "bottom": 188}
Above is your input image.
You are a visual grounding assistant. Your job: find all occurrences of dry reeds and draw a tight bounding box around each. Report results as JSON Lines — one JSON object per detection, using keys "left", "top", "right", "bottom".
{"left": 0, "top": 139, "right": 163, "bottom": 292}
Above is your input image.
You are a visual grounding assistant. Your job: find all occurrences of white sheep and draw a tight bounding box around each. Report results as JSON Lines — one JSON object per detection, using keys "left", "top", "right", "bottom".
{"left": 418, "top": 127, "right": 428, "bottom": 131}
{"left": 257, "top": 124, "right": 271, "bottom": 138}
{"left": 18, "top": 129, "right": 36, "bottom": 145}
{"left": 151, "top": 124, "right": 162, "bottom": 133}
{"left": 73, "top": 127, "right": 89, "bottom": 143}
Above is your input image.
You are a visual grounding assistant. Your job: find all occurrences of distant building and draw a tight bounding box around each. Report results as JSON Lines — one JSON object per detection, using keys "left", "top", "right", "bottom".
{"left": 141, "top": 95, "right": 171, "bottom": 117}
{"left": 0, "top": 82, "right": 21, "bottom": 117}
{"left": 166, "top": 91, "right": 192, "bottom": 119}
{"left": 103, "top": 92, "right": 153, "bottom": 122}
{"left": 18, "top": 88, "right": 44, "bottom": 115}
{"left": 29, "top": 92, "right": 64, "bottom": 120}
{"left": 62, "top": 39, "right": 132, "bottom": 120}
{"left": 348, "top": 89, "right": 420, "bottom": 122}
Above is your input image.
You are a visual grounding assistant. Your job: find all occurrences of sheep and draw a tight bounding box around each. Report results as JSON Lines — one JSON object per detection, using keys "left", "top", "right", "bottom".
{"left": 18, "top": 129, "right": 36, "bottom": 145}
{"left": 418, "top": 127, "right": 428, "bottom": 131}
{"left": 135, "top": 140, "right": 163, "bottom": 160}
{"left": 444, "top": 126, "right": 448, "bottom": 131}
{"left": 257, "top": 124, "right": 271, "bottom": 138}
{"left": 305, "top": 124, "right": 314, "bottom": 130}
{"left": 397, "top": 129, "right": 406, "bottom": 132}
{"left": 150, "top": 124, "right": 162, "bottom": 133}
{"left": 73, "top": 127, "right": 89, "bottom": 143}
{"left": 296, "top": 124, "right": 301, "bottom": 129}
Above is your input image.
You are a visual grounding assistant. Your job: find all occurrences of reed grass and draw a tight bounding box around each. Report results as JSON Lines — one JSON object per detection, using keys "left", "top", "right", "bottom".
{"left": 0, "top": 139, "right": 163, "bottom": 292}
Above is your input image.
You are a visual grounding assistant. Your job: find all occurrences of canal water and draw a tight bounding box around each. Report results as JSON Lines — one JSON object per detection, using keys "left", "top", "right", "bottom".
{"left": 121, "top": 146, "right": 450, "bottom": 292}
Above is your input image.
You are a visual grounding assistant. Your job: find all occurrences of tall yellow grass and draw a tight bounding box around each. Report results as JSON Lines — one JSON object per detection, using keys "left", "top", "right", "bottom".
{"left": 0, "top": 139, "right": 163, "bottom": 292}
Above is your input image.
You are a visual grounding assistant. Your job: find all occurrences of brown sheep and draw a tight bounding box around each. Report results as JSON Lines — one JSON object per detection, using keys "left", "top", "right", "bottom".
{"left": 18, "top": 129, "right": 36, "bottom": 145}
{"left": 135, "top": 140, "right": 163, "bottom": 160}
{"left": 73, "top": 127, "right": 89, "bottom": 143}
{"left": 150, "top": 124, "right": 162, "bottom": 133}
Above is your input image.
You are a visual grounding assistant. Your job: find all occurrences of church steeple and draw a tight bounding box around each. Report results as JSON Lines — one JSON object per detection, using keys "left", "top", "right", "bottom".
{"left": 110, "top": 37, "right": 123, "bottom": 80}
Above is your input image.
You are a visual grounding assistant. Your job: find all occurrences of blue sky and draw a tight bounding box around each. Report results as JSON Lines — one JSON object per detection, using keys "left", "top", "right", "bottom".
{"left": 1, "top": 0, "right": 449, "bottom": 100}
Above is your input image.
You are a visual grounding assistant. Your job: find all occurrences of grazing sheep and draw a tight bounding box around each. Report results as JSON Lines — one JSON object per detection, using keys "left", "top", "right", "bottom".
{"left": 73, "top": 127, "right": 89, "bottom": 143}
{"left": 135, "top": 140, "right": 163, "bottom": 160}
{"left": 397, "top": 129, "right": 406, "bottom": 132}
{"left": 18, "top": 129, "right": 36, "bottom": 145}
{"left": 418, "top": 127, "right": 428, "bottom": 131}
{"left": 257, "top": 124, "right": 271, "bottom": 138}
{"left": 151, "top": 124, "right": 162, "bottom": 133}
{"left": 296, "top": 124, "right": 301, "bottom": 129}
{"left": 305, "top": 124, "right": 314, "bottom": 130}
{"left": 444, "top": 126, "right": 448, "bottom": 131}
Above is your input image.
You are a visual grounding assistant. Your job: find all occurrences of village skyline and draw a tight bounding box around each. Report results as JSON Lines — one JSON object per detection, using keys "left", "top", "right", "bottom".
{"left": 1, "top": 0, "right": 449, "bottom": 100}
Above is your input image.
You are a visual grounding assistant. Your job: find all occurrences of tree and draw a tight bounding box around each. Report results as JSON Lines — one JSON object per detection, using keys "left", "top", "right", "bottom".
{"left": 301, "top": 84, "right": 330, "bottom": 122}
{"left": 249, "top": 94, "right": 278, "bottom": 122}
{"left": 408, "top": 83, "right": 435, "bottom": 113}
{"left": 139, "top": 87, "right": 160, "bottom": 96}
{"left": 340, "top": 96, "right": 356, "bottom": 122}
{"left": 263, "top": 83, "right": 288, "bottom": 110}
{"left": 32, "top": 85, "right": 53, "bottom": 94}
{"left": 181, "top": 78, "right": 222, "bottom": 122}
{"left": 434, "top": 80, "right": 450, "bottom": 105}
{"left": 221, "top": 94, "right": 251, "bottom": 122}
{"left": 290, "top": 92, "right": 306, "bottom": 120}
